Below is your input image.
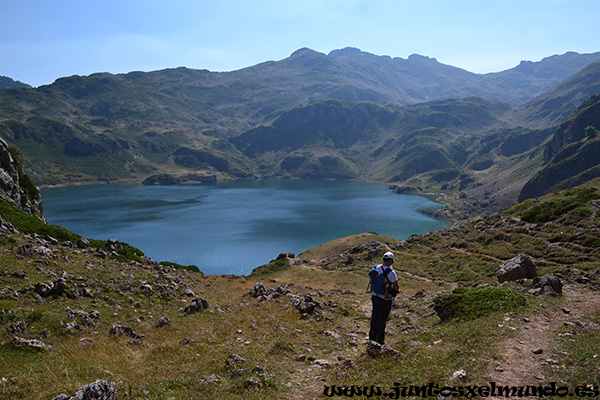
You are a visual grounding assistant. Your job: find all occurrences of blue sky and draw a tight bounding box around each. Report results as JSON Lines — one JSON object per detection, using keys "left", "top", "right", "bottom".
{"left": 2, "top": 0, "right": 599, "bottom": 87}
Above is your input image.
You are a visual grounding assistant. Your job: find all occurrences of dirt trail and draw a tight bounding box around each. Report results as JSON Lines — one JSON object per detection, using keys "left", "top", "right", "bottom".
{"left": 487, "top": 285, "right": 600, "bottom": 397}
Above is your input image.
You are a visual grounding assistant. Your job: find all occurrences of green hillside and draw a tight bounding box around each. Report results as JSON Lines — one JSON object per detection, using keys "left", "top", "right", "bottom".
{"left": 2, "top": 176, "right": 600, "bottom": 399}
{"left": 0, "top": 49, "right": 599, "bottom": 201}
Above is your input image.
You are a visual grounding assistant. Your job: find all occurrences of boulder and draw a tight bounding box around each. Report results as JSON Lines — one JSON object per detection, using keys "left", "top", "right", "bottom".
{"left": 249, "top": 283, "right": 266, "bottom": 298}
{"left": 292, "top": 295, "right": 321, "bottom": 315}
{"left": 530, "top": 274, "right": 563, "bottom": 296}
{"left": 34, "top": 278, "right": 68, "bottom": 298}
{"left": 249, "top": 283, "right": 291, "bottom": 301}
{"left": 225, "top": 354, "right": 246, "bottom": 366}
{"left": 109, "top": 324, "right": 145, "bottom": 340}
{"left": 497, "top": 254, "right": 537, "bottom": 283}
{"left": 52, "top": 379, "right": 117, "bottom": 400}
{"left": 76, "top": 238, "right": 90, "bottom": 249}
{"left": 7, "top": 321, "right": 26, "bottom": 336}
{"left": 155, "top": 316, "right": 171, "bottom": 328}
{"left": 106, "top": 238, "right": 119, "bottom": 252}
{"left": 366, "top": 340, "right": 399, "bottom": 358}
{"left": 182, "top": 297, "right": 208, "bottom": 314}
{"left": 14, "top": 336, "right": 52, "bottom": 351}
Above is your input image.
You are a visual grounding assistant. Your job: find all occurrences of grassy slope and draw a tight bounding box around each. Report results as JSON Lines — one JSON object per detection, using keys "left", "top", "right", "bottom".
{"left": 1, "top": 181, "right": 600, "bottom": 399}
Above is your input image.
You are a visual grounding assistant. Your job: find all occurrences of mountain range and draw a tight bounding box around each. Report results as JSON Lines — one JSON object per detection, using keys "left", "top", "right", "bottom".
{"left": 1, "top": 48, "right": 600, "bottom": 217}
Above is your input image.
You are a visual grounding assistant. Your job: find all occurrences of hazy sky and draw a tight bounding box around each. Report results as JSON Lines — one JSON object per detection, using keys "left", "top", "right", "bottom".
{"left": 2, "top": 0, "right": 599, "bottom": 87}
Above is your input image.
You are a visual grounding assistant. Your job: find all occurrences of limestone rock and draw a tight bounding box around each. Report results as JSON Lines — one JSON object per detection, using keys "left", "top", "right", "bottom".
{"left": 155, "top": 316, "right": 171, "bottom": 328}
{"left": 530, "top": 274, "right": 563, "bottom": 296}
{"left": 13, "top": 336, "right": 52, "bottom": 351}
{"left": 34, "top": 278, "right": 67, "bottom": 298}
{"left": 76, "top": 238, "right": 90, "bottom": 249}
{"left": 52, "top": 379, "right": 117, "bottom": 400}
{"left": 182, "top": 297, "right": 208, "bottom": 314}
{"left": 291, "top": 294, "right": 321, "bottom": 315}
{"left": 109, "top": 324, "right": 145, "bottom": 340}
{"left": 225, "top": 354, "right": 246, "bottom": 366}
{"left": 0, "top": 138, "right": 44, "bottom": 218}
{"left": 195, "top": 374, "right": 220, "bottom": 389}
{"left": 7, "top": 321, "right": 26, "bottom": 336}
{"left": 366, "top": 340, "right": 399, "bottom": 358}
{"left": 497, "top": 254, "right": 537, "bottom": 283}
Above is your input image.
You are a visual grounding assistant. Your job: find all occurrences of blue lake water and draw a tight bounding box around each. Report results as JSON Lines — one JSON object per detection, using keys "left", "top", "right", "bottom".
{"left": 41, "top": 180, "right": 451, "bottom": 275}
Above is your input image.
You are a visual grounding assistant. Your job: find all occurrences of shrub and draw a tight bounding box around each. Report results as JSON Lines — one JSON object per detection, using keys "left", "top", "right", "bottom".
{"left": 433, "top": 286, "right": 527, "bottom": 321}
{"left": 159, "top": 261, "right": 201, "bottom": 273}
{"left": 519, "top": 187, "right": 600, "bottom": 223}
{"left": 0, "top": 199, "right": 78, "bottom": 242}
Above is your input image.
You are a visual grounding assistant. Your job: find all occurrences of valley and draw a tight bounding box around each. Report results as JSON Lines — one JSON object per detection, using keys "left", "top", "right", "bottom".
{"left": 1, "top": 47, "right": 600, "bottom": 399}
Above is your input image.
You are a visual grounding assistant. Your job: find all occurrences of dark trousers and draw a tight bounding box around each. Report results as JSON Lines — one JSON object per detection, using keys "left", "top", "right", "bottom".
{"left": 369, "top": 295, "right": 392, "bottom": 345}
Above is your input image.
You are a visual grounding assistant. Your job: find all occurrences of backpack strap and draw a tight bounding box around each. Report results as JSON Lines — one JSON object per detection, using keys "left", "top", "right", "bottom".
{"left": 382, "top": 267, "right": 393, "bottom": 284}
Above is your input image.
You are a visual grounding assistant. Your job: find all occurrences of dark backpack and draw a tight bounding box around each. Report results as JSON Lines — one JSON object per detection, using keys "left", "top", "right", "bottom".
{"left": 368, "top": 265, "right": 393, "bottom": 296}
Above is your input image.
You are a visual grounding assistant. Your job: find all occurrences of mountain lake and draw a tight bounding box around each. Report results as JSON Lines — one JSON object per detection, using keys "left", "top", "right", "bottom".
{"left": 41, "top": 180, "right": 452, "bottom": 275}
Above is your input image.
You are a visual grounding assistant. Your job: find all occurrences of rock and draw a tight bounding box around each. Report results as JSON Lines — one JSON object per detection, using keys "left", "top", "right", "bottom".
{"left": 34, "top": 278, "right": 67, "bottom": 298}
{"left": 497, "top": 254, "right": 537, "bottom": 283}
{"left": 13, "top": 336, "right": 52, "bottom": 351}
{"left": 155, "top": 316, "right": 171, "bottom": 328}
{"left": 88, "top": 310, "right": 102, "bottom": 321}
{"left": 79, "top": 315, "right": 96, "bottom": 328}
{"left": 451, "top": 370, "right": 467, "bottom": 381}
{"left": 225, "top": 354, "right": 246, "bottom": 366}
{"left": 410, "top": 289, "right": 427, "bottom": 300}
{"left": 53, "top": 278, "right": 67, "bottom": 297}
{"left": 62, "top": 321, "right": 82, "bottom": 332}
{"left": 249, "top": 283, "right": 291, "bottom": 300}
{"left": 154, "top": 284, "right": 176, "bottom": 299}
{"left": 106, "top": 238, "right": 119, "bottom": 252}
{"left": 0, "top": 138, "right": 44, "bottom": 218}
{"left": 180, "top": 338, "right": 196, "bottom": 346}
{"left": 249, "top": 283, "right": 266, "bottom": 298}
{"left": 294, "top": 354, "right": 306, "bottom": 362}
{"left": 230, "top": 368, "right": 247, "bottom": 379}
{"left": 7, "top": 321, "right": 26, "bottom": 336}
{"left": 324, "top": 330, "right": 345, "bottom": 342}
{"left": 311, "top": 359, "right": 332, "bottom": 368}
{"left": 109, "top": 324, "right": 145, "bottom": 340}
{"left": 17, "top": 243, "right": 34, "bottom": 257}
{"left": 139, "top": 283, "right": 153, "bottom": 297}
{"left": 251, "top": 365, "right": 267, "bottom": 374}
{"left": 276, "top": 252, "right": 295, "bottom": 260}
{"left": 76, "top": 238, "right": 90, "bottom": 249}
{"left": 79, "top": 338, "right": 94, "bottom": 346}
{"left": 0, "top": 287, "right": 15, "bottom": 300}
{"left": 291, "top": 295, "right": 321, "bottom": 315}
{"left": 366, "top": 340, "right": 400, "bottom": 358}
{"left": 52, "top": 379, "right": 117, "bottom": 400}
{"left": 530, "top": 274, "right": 563, "bottom": 296}
{"left": 195, "top": 374, "right": 220, "bottom": 389}
{"left": 182, "top": 297, "right": 208, "bottom": 314}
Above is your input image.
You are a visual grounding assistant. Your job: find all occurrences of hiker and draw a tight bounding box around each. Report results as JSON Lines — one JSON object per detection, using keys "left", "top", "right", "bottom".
{"left": 368, "top": 251, "right": 399, "bottom": 345}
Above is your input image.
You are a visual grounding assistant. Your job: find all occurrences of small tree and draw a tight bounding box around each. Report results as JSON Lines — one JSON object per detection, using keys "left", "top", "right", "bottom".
{"left": 585, "top": 125, "right": 598, "bottom": 139}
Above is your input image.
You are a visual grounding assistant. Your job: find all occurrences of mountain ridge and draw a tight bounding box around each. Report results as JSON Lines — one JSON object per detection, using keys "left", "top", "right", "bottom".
{"left": 1, "top": 48, "right": 600, "bottom": 219}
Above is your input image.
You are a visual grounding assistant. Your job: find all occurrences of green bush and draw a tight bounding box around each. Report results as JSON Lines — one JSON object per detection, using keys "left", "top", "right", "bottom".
{"left": 519, "top": 187, "right": 600, "bottom": 223}
{"left": 0, "top": 199, "right": 79, "bottom": 242}
{"left": 160, "top": 261, "right": 201, "bottom": 273}
{"left": 433, "top": 286, "right": 527, "bottom": 321}
{"left": 0, "top": 199, "right": 146, "bottom": 263}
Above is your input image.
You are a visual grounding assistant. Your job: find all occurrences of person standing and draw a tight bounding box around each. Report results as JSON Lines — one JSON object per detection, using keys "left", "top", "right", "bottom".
{"left": 369, "top": 251, "right": 399, "bottom": 345}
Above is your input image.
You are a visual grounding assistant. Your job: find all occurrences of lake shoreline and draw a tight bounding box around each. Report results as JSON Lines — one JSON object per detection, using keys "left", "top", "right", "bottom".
{"left": 42, "top": 180, "right": 452, "bottom": 275}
